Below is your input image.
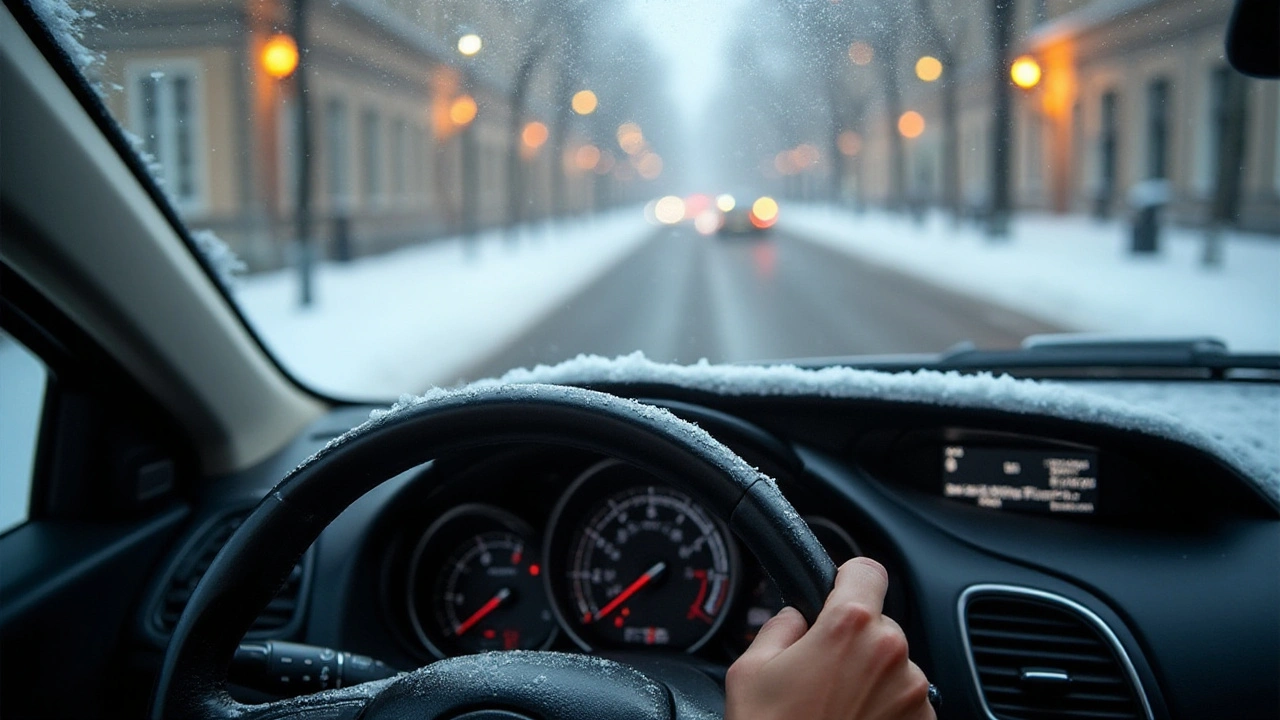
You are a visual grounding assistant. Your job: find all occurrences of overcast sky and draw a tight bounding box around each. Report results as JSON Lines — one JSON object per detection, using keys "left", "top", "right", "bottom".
{"left": 626, "top": 0, "right": 749, "bottom": 125}
{"left": 625, "top": 0, "right": 750, "bottom": 189}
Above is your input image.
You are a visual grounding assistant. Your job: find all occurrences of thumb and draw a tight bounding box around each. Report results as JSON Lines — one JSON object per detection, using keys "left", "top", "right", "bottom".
{"left": 742, "top": 606, "right": 808, "bottom": 663}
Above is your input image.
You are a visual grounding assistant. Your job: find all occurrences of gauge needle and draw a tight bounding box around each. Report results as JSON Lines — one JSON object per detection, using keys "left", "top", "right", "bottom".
{"left": 454, "top": 587, "right": 511, "bottom": 637}
{"left": 592, "top": 561, "right": 666, "bottom": 623}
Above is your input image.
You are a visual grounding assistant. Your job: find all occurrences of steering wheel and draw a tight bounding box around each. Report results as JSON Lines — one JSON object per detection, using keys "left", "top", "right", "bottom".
{"left": 153, "top": 384, "right": 838, "bottom": 719}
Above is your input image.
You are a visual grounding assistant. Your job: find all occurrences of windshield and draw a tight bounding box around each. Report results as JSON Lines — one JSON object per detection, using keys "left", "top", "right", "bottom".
{"left": 32, "top": 0, "right": 1280, "bottom": 397}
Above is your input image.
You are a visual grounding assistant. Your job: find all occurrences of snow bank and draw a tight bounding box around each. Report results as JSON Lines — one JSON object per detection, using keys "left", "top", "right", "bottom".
{"left": 483, "top": 352, "right": 1280, "bottom": 504}
{"left": 782, "top": 207, "right": 1280, "bottom": 353}
{"left": 235, "top": 210, "right": 655, "bottom": 398}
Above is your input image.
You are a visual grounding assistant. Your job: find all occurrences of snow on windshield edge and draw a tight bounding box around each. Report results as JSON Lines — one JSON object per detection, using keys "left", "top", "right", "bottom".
{"left": 28, "top": 0, "right": 104, "bottom": 94}
{"left": 191, "top": 229, "right": 247, "bottom": 289}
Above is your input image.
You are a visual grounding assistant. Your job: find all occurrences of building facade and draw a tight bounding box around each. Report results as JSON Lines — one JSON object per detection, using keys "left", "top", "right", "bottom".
{"left": 850, "top": 0, "right": 1279, "bottom": 233}
{"left": 88, "top": 0, "right": 602, "bottom": 271}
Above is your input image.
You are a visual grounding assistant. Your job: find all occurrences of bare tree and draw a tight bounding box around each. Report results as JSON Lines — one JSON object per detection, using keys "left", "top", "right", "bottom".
{"left": 915, "top": 0, "right": 964, "bottom": 224}
{"left": 500, "top": 0, "right": 601, "bottom": 227}
{"left": 987, "top": 0, "right": 1016, "bottom": 237}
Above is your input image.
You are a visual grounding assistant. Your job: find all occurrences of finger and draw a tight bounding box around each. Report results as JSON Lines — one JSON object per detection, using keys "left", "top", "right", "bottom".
{"left": 826, "top": 557, "right": 889, "bottom": 616}
{"left": 742, "top": 606, "right": 808, "bottom": 662}
{"left": 897, "top": 662, "right": 937, "bottom": 720}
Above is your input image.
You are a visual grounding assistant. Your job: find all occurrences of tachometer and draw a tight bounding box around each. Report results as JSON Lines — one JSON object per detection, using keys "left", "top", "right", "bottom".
{"left": 546, "top": 461, "right": 737, "bottom": 652}
{"left": 408, "top": 505, "right": 556, "bottom": 657}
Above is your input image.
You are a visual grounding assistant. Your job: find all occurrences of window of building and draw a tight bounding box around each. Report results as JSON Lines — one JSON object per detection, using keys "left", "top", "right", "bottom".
{"left": 1195, "top": 66, "right": 1230, "bottom": 195}
{"left": 391, "top": 119, "right": 408, "bottom": 202}
{"left": 0, "top": 329, "right": 48, "bottom": 535}
{"left": 1146, "top": 77, "right": 1170, "bottom": 179}
{"left": 325, "top": 98, "right": 350, "bottom": 210}
{"left": 1098, "top": 90, "right": 1119, "bottom": 198}
{"left": 362, "top": 109, "right": 381, "bottom": 206}
{"left": 126, "top": 60, "right": 204, "bottom": 211}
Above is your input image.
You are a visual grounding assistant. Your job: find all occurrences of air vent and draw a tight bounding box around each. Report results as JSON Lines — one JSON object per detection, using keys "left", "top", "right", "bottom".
{"left": 960, "top": 586, "right": 1151, "bottom": 720}
{"left": 152, "top": 511, "right": 309, "bottom": 637}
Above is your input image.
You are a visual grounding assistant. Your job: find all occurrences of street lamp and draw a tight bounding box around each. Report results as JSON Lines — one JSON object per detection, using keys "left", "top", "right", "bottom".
{"left": 898, "top": 111, "right": 926, "bottom": 139}
{"left": 616, "top": 122, "right": 644, "bottom": 155}
{"left": 522, "top": 121, "right": 549, "bottom": 151}
{"left": 1011, "top": 55, "right": 1042, "bottom": 90}
{"left": 450, "top": 95, "right": 478, "bottom": 127}
{"left": 457, "top": 33, "right": 482, "bottom": 57}
{"left": 915, "top": 55, "right": 943, "bottom": 82}
{"left": 261, "top": 33, "right": 299, "bottom": 79}
{"left": 571, "top": 89, "right": 598, "bottom": 115}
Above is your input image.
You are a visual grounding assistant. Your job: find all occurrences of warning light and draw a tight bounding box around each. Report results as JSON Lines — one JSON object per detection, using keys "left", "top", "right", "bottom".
{"left": 614, "top": 616, "right": 624, "bottom": 628}
{"left": 502, "top": 629, "right": 520, "bottom": 650}
{"left": 482, "top": 629, "right": 496, "bottom": 640}
{"left": 529, "top": 564, "right": 541, "bottom": 576}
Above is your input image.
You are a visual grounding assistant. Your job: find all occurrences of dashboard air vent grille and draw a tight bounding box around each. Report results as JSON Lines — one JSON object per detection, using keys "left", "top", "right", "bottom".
{"left": 963, "top": 590, "right": 1147, "bottom": 720}
{"left": 154, "top": 512, "right": 307, "bottom": 636}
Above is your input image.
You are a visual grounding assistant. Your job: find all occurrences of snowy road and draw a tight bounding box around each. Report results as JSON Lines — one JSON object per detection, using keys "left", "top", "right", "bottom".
{"left": 462, "top": 226, "right": 1061, "bottom": 380}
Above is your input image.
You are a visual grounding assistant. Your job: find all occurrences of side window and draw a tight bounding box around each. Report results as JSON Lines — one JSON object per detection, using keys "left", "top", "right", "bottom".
{"left": 0, "top": 329, "right": 47, "bottom": 534}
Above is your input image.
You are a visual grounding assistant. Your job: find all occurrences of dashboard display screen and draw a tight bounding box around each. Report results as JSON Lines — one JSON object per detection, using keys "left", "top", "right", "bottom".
{"left": 942, "top": 446, "right": 1098, "bottom": 515}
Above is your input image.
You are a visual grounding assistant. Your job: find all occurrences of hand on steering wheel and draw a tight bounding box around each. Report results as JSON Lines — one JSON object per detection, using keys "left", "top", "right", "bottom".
{"left": 727, "top": 558, "right": 936, "bottom": 720}
{"left": 152, "top": 384, "right": 933, "bottom": 720}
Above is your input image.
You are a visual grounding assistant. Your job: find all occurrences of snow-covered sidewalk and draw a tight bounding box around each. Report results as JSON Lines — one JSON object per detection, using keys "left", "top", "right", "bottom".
{"left": 782, "top": 206, "right": 1280, "bottom": 353}
{"left": 234, "top": 210, "right": 654, "bottom": 397}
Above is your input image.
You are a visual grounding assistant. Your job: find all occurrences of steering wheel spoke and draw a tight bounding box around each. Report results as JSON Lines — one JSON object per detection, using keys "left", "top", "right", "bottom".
{"left": 224, "top": 680, "right": 391, "bottom": 720}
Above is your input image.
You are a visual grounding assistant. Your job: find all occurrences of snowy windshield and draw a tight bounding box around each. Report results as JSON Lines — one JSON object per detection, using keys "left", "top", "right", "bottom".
{"left": 37, "top": 0, "right": 1280, "bottom": 397}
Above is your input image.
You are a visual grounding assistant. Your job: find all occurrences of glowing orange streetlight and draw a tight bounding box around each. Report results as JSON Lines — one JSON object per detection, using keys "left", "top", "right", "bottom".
{"left": 261, "top": 34, "right": 299, "bottom": 79}
{"left": 522, "top": 121, "right": 549, "bottom": 150}
{"left": 571, "top": 90, "right": 598, "bottom": 115}
{"left": 915, "top": 55, "right": 943, "bottom": 82}
{"left": 617, "top": 122, "right": 645, "bottom": 155}
{"left": 898, "top": 111, "right": 926, "bottom": 139}
{"left": 1011, "top": 55, "right": 1042, "bottom": 90}
{"left": 574, "top": 144, "right": 601, "bottom": 171}
{"left": 450, "top": 95, "right": 478, "bottom": 126}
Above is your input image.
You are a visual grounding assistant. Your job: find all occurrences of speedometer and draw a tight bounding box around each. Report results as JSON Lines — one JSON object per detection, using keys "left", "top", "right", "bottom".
{"left": 545, "top": 461, "right": 737, "bottom": 652}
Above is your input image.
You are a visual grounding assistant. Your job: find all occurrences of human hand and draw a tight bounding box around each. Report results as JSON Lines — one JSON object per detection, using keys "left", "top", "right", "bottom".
{"left": 724, "top": 557, "right": 935, "bottom": 720}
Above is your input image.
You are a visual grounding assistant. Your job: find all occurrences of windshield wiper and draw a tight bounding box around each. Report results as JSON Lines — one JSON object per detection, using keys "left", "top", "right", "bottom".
{"left": 787, "top": 335, "right": 1280, "bottom": 380}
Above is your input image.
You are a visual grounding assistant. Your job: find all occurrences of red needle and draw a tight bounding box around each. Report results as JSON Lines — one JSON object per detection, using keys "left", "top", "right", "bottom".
{"left": 591, "top": 561, "right": 666, "bottom": 623}
{"left": 454, "top": 587, "right": 511, "bottom": 637}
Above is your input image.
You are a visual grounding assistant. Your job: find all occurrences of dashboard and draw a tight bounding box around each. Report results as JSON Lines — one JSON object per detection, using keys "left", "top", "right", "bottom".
{"left": 141, "top": 382, "right": 1280, "bottom": 719}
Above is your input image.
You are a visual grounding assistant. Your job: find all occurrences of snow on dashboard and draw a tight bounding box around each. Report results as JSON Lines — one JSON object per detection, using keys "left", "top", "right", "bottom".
{"left": 312, "top": 352, "right": 1278, "bottom": 506}
{"left": 484, "top": 352, "right": 1280, "bottom": 504}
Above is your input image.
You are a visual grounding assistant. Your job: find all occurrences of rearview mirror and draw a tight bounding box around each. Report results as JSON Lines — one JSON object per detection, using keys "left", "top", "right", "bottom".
{"left": 1226, "top": 0, "right": 1279, "bottom": 78}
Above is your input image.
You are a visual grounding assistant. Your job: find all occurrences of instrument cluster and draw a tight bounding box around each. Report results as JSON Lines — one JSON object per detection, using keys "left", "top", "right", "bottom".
{"left": 394, "top": 455, "right": 861, "bottom": 662}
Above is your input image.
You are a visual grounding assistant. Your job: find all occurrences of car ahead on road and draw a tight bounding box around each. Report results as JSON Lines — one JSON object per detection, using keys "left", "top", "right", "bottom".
{"left": 1, "top": 1, "right": 1278, "bottom": 720}
{"left": 718, "top": 195, "right": 779, "bottom": 237}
